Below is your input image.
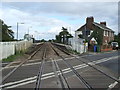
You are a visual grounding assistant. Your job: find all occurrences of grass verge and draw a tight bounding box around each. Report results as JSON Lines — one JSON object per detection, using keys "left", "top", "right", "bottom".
{"left": 2, "top": 51, "right": 24, "bottom": 62}
{"left": 69, "top": 49, "right": 80, "bottom": 54}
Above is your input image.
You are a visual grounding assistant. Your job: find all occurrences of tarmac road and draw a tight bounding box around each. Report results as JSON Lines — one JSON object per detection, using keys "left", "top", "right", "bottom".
{"left": 1, "top": 43, "right": 119, "bottom": 89}
{"left": 82, "top": 50, "right": 119, "bottom": 75}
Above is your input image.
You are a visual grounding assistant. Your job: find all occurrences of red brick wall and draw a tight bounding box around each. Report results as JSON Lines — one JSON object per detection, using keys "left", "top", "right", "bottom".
{"left": 86, "top": 17, "right": 94, "bottom": 30}
{"left": 103, "top": 36, "right": 114, "bottom": 45}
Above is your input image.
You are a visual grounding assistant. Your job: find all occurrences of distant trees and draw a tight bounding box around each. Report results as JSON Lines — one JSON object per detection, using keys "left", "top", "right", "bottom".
{"left": 40, "top": 39, "right": 46, "bottom": 42}
{"left": 55, "top": 27, "right": 73, "bottom": 44}
{"left": 1, "top": 19, "right": 15, "bottom": 41}
{"left": 114, "top": 33, "right": 120, "bottom": 47}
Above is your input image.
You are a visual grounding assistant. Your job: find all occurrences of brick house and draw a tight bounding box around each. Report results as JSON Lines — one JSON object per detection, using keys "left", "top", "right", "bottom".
{"left": 75, "top": 17, "right": 114, "bottom": 45}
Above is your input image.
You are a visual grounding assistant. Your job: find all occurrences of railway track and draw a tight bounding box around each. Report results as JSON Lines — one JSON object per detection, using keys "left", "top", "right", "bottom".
{"left": 35, "top": 43, "right": 71, "bottom": 90}
{"left": 2, "top": 43, "right": 44, "bottom": 85}
{"left": 52, "top": 60, "right": 70, "bottom": 89}
{"left": 1, "top": 42, "right": 119, "bottom": 89}
{"left": 52, "top": 43, "right": 120, "bottom": 89}
{"left": 35, "top": 46, "right": 46, "bottom": 90}
{"left": 50, "top": 43, "right": 94, "bottom": 90}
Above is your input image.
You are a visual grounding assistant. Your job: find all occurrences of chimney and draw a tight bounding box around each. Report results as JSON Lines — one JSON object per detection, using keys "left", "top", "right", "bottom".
{"left": 86, "top": 16, "right": 94, "bottom": 24}
{"left": 100, "top": 22, "right": 106, "bottom": 26}
{"left": 86, "top": 16, "right": 94, "bottom": 29}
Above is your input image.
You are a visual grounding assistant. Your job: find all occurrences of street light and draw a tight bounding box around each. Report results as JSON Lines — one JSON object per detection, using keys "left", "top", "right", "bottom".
{"left": 17, "top": 22, "right": 24, "bottom": 40}
{"left": 28, "top": 26, "right": 32, "bottom": 35}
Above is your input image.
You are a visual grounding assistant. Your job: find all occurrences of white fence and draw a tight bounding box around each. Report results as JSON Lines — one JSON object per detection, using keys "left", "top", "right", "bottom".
{"left": 0, "top": 40, "right": 33, "bottom": 60}
{"left": 68, "top": 37, "right": 88, "bottom": 54}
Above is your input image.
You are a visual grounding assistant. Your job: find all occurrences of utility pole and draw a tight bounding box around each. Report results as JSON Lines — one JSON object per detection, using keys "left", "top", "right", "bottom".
{"left": 17, "top": 22, "right": 18, "bottom": 40}
{"left": 16, "top": 22, "right": 24, "bottom": 40}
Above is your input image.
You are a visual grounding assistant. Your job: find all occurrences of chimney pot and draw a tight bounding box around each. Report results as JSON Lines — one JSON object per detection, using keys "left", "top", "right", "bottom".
{"left": 100, "top": 22, "right": 106, "bottom": 26}
{"left": 86, "top": 16, "right": 94, "bottom": 23}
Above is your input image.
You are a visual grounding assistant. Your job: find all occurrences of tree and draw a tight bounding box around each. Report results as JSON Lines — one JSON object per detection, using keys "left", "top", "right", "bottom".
{"left": 1, "top": 19, "right": 14, "bottom": 41}
{"left": 40, "top": 39, "right": 46, "bottom": 42}
{"left": 114, "top": 33, "right": 120, "bottom": 47}
{"left": 55, "top": 27, "right": 73, "bottom": 44}
{"left": 55, "top": 35, "right": 61, "bottom": 43}
{"left": 90, "top": 26, "right": 103, "bottom": 45}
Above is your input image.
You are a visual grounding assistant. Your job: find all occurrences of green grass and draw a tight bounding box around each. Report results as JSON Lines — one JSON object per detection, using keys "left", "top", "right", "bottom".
{"left": 2, "top": 52, "right": 24, "bottom": 62}
{"left": 69, "top": 49, "right": 80, "bottom": 54}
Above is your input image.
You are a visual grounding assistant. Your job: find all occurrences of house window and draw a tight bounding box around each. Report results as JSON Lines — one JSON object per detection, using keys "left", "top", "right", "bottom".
{"left": 111, "top": 32, "right": 113, "bottom": 37}
{"left": 107, "top": 31, "right": 108, "bottom": 36}
{"left": 104, "top": 30, "right": 106, "bottom": 36}
{"left": 110, "top": 32, "right": 112, "bottom": 37}
{"left": 104, "top": 30, "right": 107, "bottom": 36}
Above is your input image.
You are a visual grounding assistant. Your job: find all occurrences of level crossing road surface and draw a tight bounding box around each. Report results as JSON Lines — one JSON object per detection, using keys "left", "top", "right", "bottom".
{"left": 1, "top": 42, "right": 119, "bottom": 90}
{"left": 82, "top": 50, "right": 119, "bottom": 75}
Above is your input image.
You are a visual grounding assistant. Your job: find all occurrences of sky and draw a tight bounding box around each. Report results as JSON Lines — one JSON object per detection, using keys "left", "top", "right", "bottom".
{"left": 0, "top": 2, "right": 118, "bottom": 40}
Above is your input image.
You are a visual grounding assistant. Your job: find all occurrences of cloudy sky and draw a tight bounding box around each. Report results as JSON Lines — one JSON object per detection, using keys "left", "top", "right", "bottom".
{"left": 0, "top": 2, "right": 118, "bottom": 40}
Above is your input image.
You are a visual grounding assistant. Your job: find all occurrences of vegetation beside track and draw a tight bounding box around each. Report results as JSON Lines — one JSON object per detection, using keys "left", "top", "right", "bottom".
{"left": 69, "top": 49, "right": 80, "bottom": 54}
{"left": 2, "top": 44, "right": 41, "bottom": 62}
{"left": 2, "top": 51, "right": 25, "bottom": 62}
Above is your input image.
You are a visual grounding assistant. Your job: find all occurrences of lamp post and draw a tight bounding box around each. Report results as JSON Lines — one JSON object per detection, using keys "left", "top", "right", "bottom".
{"left": 28, "top": 26, "right": 32, "bottom": 35}
{"left": 17, "top": 22, "right": 24, "bottom": 40}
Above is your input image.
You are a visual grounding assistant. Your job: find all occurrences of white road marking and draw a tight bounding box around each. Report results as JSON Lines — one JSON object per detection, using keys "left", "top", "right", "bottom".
{"left": 1, "top": 63, "right": 88, "bottom": 88}
{"left": 2, "top": 63, "right": 89, "bottom": 88}
{"left": 108, "top": 77, "right": 120, "bottom": 90}
{"left": 2, "top": 55, "right": 118, "bottom": 70}
{"left": 1, "top": 57, "right": 75, "bottom": 70}
{"left": 6, "top": 75, "right": 55, "bottom": 89}
{"left": 92, "top": 56, "right": 119, "bottom": 64}
{"left": 1, "top": 76, "right": 37, "bottom": 88}
{"left": 1, "top": 62, "right": 42, "bottom": 70}
{"left": 1, "top": 55, "right": 119, "bottom": 88}
{"left": 2, "top": 63, "right": 9, "bottom": 65}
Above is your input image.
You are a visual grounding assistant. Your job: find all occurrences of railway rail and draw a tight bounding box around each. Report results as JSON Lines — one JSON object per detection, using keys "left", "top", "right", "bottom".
{"left": 52, "top": 43, "right": 120, "bottom": 88}
{"left": 50, "top": 43, "right": 94, "bottom": 90}
{"left": 35, "top": 43, "right": 71, "bottom": 90}
{"left": 2, "top": 43, "right": 44, "bottom": 84}
{"left": 35, "top": 46, "right": 46, "bottom": 90}
{"left": 1, "top": 42, "right": 119, "bottom": 89}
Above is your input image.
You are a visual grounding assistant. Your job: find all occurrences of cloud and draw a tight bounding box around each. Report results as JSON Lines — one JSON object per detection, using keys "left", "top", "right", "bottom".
{"left": 1, "top": 2, "right": 118, "bottom": 40}
{"left": 1, "top": 6, "right": 71, "bottom": 39}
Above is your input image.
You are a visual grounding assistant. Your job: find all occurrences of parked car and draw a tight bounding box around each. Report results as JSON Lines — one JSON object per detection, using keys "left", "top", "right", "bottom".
{"left": 111, "top": 42, "right": 119, "bottom": 50}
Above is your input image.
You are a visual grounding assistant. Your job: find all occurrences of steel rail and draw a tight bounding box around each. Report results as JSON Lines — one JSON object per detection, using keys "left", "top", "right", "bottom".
{"left": 51, "top": 43, "right": 94, "bottom": 90}
{"left": 52, "top": 43, "right": 120, "bottom": 83}
{"left": 52, "top": 43, "right": 71, "bottom": 55}
{"left": 50, "top": 44, "right": 70, "bottom": 89}
{"left": 35, "top": 46, "right": 47, "bottom": 90}
{"left": 75, "top": 57, "right": 120, "bottom": 83}
{"left": 2, "top": 43, "right": 44, "bottom": 84}
{"left": 48, "top": 43, "right": 70, "bottom": 89}
{"left": 50, "top": 43, "right": 69, "bottom": 89}
{"left": 54, "top": 60, "right": 71, "bottom": 90}
{"left": 52, "top": 59, "right": 66, "bottom": 89}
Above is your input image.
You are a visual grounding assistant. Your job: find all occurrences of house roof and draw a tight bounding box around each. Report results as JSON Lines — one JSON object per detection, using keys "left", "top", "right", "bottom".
{"left": 76, "top": 24, "right": 86, "bottom": 32}
{"left": 76, "top": 22, "right": 114, "bottom": 32}
{"left": 93, "top": 22, "right": 114, "bottom": 32}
